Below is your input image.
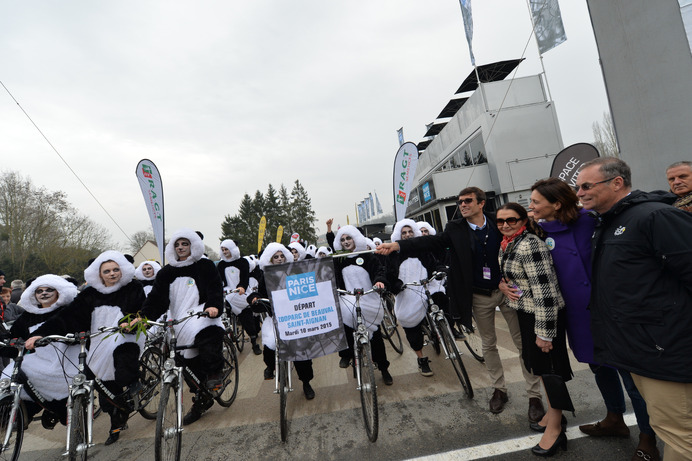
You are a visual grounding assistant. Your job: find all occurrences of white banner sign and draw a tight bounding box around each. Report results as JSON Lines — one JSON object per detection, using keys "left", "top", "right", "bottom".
{"left": 135, "top": 159, "right": 165, "bottom": 264}
{"left": 393, "top": 142, "right": 419, "bottom": 222}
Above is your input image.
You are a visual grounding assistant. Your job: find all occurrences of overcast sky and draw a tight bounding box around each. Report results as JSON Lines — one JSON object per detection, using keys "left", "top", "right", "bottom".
{"left": 0, "top": 1, "right": 608, "bottom": 252}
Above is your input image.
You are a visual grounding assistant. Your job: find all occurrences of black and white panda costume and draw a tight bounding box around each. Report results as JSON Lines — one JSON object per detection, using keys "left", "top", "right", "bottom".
{"left": 288, "top": 242, "right": 307, "bottom": 261}
{"left": 218, "top": 239, "right": 260, "bottom": 353}
{"left": 140, "top": 229, "right": 224, "bottom": 377}
{"left": 135, "top": 260, "right": 162, "bottom": 296}
{"left": 316, "top": 246, "right": 332, "bottom": 258}
{"left": 2, "top": 274, "right": 79, "bottom": 424}
{"left": 305, "top": 244, "right": 317, "bottom": 259}
{"left": 328, "top": 225, "right": 391, "bottom": 380}
{"left": 32, "top": 251, "right": 145, "bottom": 438}
{"left": 250, "top": 242, "right": 315, "bottom": 397}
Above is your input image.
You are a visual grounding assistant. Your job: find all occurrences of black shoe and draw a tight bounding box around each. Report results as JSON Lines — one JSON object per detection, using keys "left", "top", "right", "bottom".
{"left": 417, "top": 357, "right": 434, "bottom": 377}
{"left": 206, "top": 372, "right": 223, "bottom": 392}
{"left": 531, "top": 431, "right": 567, "bottom": 457}
{"left": 489, "top": 389, "right": 509, "bottom": 414}
{"left": 183, "top": 406, "right": 203, "bottom": 426}
{"left": 381, "top": 369, "right": 393, "bottom": 386}
{"left": 303, "top": 382, "right": 315, "bottom": 400}
{"left": 104, "top": 423, "right": 127, "bottom": 446}
{"left": 264, "top": 367, "right": 275, "bottom": 380}
{"left": 339, "top": 356, "right": 350, "bottom": 368}
{"left": 453, "top": 327, "right": 466, "bottom": 340}
{"left": 41, "top": 411, "right": 59, "bottom": 430}
{"left": 252, "top": 343, "right": 262, "bottom": 355}
{"left": 530, "top": 415, "right": 568, "bottom": 433}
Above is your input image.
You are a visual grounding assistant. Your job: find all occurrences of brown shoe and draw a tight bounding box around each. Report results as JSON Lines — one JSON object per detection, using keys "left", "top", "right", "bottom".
{"left": 489, "top": 389, "right": 508, "bottom": 414}
{"left": 579, "top": 419, "right": 630, "bottom": 437}
{"left": 528, "top": 397, "right": 545, "bottom": 423}
{"left": 632, "top": 433, "right": 660, "bottom": 461}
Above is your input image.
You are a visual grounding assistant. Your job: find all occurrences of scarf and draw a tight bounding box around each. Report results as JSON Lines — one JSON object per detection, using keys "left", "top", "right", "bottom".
{"left": 500, "top": 225, "right": 527, "bottom": 252}
{"left": 673, "top": 191, "right": 692, "bottom": 212}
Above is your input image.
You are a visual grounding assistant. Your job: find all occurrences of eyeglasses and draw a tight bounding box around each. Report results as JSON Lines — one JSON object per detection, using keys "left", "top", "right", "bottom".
{"left": 574, "top": 177, "right": 617, "bottom": 192}
{"left": 35, "top": 288, "right": 56, "bottom": 295}
{"left": 456, "top": 198, "right": 475, "bottom": 205}
{"left": 496, "top": 217, "right": 521, "bottom": 225}
{"left": 340, "top": 236, "right": 353, "bottom": 243}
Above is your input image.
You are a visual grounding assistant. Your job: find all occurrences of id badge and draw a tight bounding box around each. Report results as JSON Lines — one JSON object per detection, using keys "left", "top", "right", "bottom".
{"left": 482, "top": 266, "right": 491, "bottom": 280}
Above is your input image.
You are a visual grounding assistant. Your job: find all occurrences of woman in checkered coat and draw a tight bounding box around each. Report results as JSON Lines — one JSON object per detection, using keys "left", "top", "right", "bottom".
{"left": 496, "top": 202, "right": 570, "bottom": 457}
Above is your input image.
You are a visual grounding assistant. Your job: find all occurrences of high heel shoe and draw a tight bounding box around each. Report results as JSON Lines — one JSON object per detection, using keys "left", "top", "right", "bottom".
{"left": 531, "top": 431, "right": 567, "bottom": 457}
{"left": 529, "top": 414, "right": 567, "bottom": 433}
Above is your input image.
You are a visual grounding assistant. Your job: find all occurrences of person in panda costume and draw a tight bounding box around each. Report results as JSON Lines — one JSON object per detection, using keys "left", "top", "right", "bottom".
{"left": 288, "top": 241, "right": 308, "bottom": 261}
{"left": 316, "top": 246, "right": 332, "bottom": 258}
{"left": 305, "top": 244, "right": 317, "bottom": 259}
{"left": 386, "top": 219, "right": 446, "bottom": 377}
{"left": 137, "top": 229, "right": 225, "bottom": 426}
{"left": 248, "top": 242, "right": 316, "bottom": 400}
{"left": 27, "top": 252, "right": 145, "bottom": 445}
{"left": 135, "top": 261, "right": 162, "bottom": 296}
{"left": 1, "top": 275, "right": 79, "bottom": 429}
{"left": 328, "top": 224, "right": 393, "bottom": 386}
{"left": 218, "top": 239, "right": 261, "bottom": 355}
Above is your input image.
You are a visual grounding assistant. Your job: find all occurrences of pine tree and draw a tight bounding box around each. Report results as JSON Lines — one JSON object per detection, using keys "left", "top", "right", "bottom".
{"left": 289, "top": 180, "right": 317, "bottom": 244}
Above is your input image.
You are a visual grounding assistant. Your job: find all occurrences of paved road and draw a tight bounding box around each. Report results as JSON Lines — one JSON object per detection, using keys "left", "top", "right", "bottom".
{"left": 18, "top": 312, "right": 655, "bottom": 460}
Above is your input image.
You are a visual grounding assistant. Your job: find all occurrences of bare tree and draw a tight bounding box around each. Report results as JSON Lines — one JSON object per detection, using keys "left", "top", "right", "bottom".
{"left": 592, "top": 111, "right": 620, "bottom": 157}
{"left": 128, "top": 229, "right": 156, "bottom": 254}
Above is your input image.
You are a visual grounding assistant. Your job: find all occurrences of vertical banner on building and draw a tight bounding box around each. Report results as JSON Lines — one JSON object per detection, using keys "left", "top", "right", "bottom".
{"left": 276, "top": 225, "right": 284, "bottom": 244}
{"left": 257, "top": 216, "right": 267, "bottom": 254}
{"left": 397, "top": 127, "right": 404, "bottom": 146}
{"left": 530, "top": 0, "right": 567, "bottom": 54}
{"left": 264, "top": 257, "right": 346, "bottom": 361}
{"left": 375, "top": 191, "right": 383, "bottom": 214}
{"left": 393, "top": 142, "right": 419, "bottom": 222}
{"left": 458, "top": 0, "right": 476, "bottom": 65}
{"left": 135, "top": 159, "right": 165, "bottom": 264}
{"left": 368, "top": 193, "right": 375, "bottom": 216}
{"left": 549, "top": 143, "right": 600, "bottom": 189}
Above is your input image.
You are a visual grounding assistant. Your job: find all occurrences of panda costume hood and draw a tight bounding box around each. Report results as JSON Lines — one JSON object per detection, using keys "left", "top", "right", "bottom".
{"left": 165, "top": 229, "right": 205, "bottom": 268}
{"left": 288, "top": 242, "right": 307, "bottom": 261}
{"left": 372, "top": 237, "right": 382, "bottom": 246}
{"left": 364, "top": 238, "right": 377, "bottom": 250}
{"left": 316, "top": 246, "right": 332, "bottom": 258}
{"left": 19, "top": 274, "right": 79, "bottom": 315}
{"left": 244, "top": 255, "right": 258, "bottom": 272}
{"left": 305, "top": 244, "right": 317, "bottom": 258}
{"left": 135, "top": 261, "right": 162, "bottom": 281}
{"left": 84, "top": 250, "right": 136, "bottom": 294}
{"left": 416, "top": 221, "right": 437, "bottom": 236}
{"left": 333, "top": 225, "right": 369, "bottom": 252}
{"left": 259, "top": 243, "right": 293, "bottom": 270}
{"left": 391, "top": 219, "right": 422, "bottom": 242}
{"left": 219, "top": 239, "right": 241, "bottom": 262}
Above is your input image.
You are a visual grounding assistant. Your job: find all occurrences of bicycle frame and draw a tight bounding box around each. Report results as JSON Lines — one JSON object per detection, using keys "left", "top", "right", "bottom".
{"left": 0, "top": 339, "right": 27, "bottom": 454}
{"left": 336, "top": 288, "right": 376, "bottom": 391}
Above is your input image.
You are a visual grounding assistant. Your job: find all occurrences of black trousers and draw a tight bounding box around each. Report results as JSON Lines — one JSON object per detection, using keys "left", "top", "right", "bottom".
{"left": 237, "top": 308, "right": 260, "bottom": 339}
{"left": 403, "top": 320, "right": 425, "bottom": 352}
{"left": 339, "top": 325, "right": 389, "bottom": 371}
{"left": 186, "top": 325, "right": 225, "bottom": 380}
{"left": 263, "top": 347, "right": 314, "bottom": 382}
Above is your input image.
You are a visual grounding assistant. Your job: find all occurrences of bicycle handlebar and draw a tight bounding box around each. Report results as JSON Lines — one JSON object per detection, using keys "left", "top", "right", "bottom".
{"left": 337, "top": 286, "right": 382, "bottom": 297}
{"left": 401, "top": 271, "right": 447, "bottom": 289}
{"left": 144, "top": 310, "right": 211, "bottom": 329}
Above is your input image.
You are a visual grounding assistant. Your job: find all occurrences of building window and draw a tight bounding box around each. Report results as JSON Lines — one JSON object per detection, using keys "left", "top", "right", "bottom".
{"left": 435, "top": 132, "right": 486, "bottom": 173}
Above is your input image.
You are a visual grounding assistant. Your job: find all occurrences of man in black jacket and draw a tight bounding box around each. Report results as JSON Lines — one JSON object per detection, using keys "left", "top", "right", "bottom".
{"left": 577, "top": 157, "right": 692, "bottom": 460}
{"left": 378, "top": 187, "right": 544, "bottom": 422}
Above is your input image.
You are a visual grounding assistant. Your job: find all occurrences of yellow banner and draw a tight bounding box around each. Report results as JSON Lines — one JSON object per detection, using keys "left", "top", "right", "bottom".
{"left": 276, "top": 225, "right": 284, "bottom": 243}
{"left": 258, "top": 216, "right": 267, "bottom": 254}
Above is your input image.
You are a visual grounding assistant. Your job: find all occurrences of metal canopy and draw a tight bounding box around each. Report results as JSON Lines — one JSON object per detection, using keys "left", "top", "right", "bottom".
{"left": 436, "top": 97, "right": 469, "bottom": 119}
{"left": 454, "top": 58, "right": 524, "bottom": 94}
{"left": 423, "top": 122, "right": 448, "bottom": 138}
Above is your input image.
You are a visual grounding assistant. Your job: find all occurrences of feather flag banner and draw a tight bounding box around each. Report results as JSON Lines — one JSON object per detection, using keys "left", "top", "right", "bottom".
{"left": 530, "top": 0, "right": 567, "bottom": 54}
{"left": 458, "top": 0, "right": 476, "bottom": 65}
{"left": 135, "top": 159, "right": 165, "bottom": 264}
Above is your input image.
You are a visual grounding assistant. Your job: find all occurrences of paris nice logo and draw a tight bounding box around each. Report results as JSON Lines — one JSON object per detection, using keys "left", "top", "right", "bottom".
{"left": 614, "top": 226, "right": 626, "bottom": 236}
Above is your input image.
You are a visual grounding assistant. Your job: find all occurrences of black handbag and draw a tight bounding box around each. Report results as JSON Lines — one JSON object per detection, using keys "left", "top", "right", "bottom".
{"left": 542, "top": 352, "right": 575, "bottom": 416}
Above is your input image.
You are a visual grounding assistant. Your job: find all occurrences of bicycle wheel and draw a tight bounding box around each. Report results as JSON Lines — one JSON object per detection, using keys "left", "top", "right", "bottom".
{"left": 438, "top": 319, "right": 473, "bottom": 399}
{"left": 357, "top": 341, "right": 378, "bottom": 442}
{"left": 278, "top": 360, "right": 289, "bottom": 442}
{"left": 380, "top": 308, "right": 403, "bottom": 354}
{"left": 68, "top": 394, "right": 88, "bottom": 461}
{"left": 155, "top": 381, "right": 182, "bottom": 461}
{"left": 215, "top": 337, "right": 239, "bottom": 407}
{"left": 463, "top": 316, "right": 484, "bottom": 363}
{"left": 0, "top": 396, "right": 23, "bottom": 461}
{"left": 422, "top": 317, "right": 441, "bottom": 355}
{"left": 139, "top": 346, "right": 164, "bottom": 420}
{"left": 232, "top": 314, "right": 245, "bottom": 353}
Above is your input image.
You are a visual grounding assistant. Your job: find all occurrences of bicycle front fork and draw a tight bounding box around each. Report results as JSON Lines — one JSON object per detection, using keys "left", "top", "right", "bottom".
{"left": 64, "top": 376, "right": 95, "bottom": 455}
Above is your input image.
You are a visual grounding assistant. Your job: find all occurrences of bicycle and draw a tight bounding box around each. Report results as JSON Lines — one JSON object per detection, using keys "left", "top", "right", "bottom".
{"left": 461, "top": 314, "right": 484, "bottom": 363}
{"left": 402, "top": 273, "right": 474, "bottom": 399}
{"left": 336, "top": 287, "right": 380, "bottom": 442}
{"left": 0, "top": 338, "right": 30, "bottom": 461}
{"left": 223, "top": 288, "right": 245, "bottom": 353}
{"left": 146, "top": 311, "right": 239, "bottom": 461}
{"left": 34, "top": 326, "right": 156, "bottom": 461}
{"left": 378, "top": 291, "right": 403, "bottom": 355}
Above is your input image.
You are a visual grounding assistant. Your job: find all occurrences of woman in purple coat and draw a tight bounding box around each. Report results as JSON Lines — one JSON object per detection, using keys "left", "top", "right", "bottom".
{"left": 530, "top": 178, "right": 660, "bottom": 461}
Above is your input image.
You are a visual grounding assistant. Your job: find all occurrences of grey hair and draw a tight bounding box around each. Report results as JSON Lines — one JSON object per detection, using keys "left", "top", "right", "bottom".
{"left": 582, "top": 157, "right": 632, "bottom": 187}
{"left": 666, "top": 161, "right": 692, "bottom": 172}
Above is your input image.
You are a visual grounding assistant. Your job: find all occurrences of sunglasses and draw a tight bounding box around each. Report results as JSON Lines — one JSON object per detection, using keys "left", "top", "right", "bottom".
{"left": 456, "top": 198, "right": 475, "bottom": 205}
{"left": 573, "top": 177, "right": 616, "bottom": 192}
{"left": 35, "top": 288, "right": 56, "bottom": 295}
{"left": 496, "top": 217, "right": 522, "bottom": 225}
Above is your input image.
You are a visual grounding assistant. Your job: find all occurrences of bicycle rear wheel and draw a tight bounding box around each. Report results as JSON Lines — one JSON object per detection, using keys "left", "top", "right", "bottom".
{"left": 232, "top": 314, "right": 245, "bottom": 353}
{"left": 139, "top": 346, "right": 164, "bottom": 420}
{"left": 215, "top": 337, "right": 239, "bottom": 407}
{"left": 278, "top": 360, "right": 289, "bottom": 442}
{"left": 463, "top": 315, "right": 485, "bottom": 363}
{"left": 67, "top": 394, "right": 88, "bottom": 461}
{"left": 380, "top": 307, "right": 403, "bottom": 354}
{"left": 357, "top": 341, "right": 378, "bottom": 442}
{"left": 439, "top": 319, "right": 473, "bottom": 399}
{"left": 155, "top": 381, "right": 182, "bottom": 461}
{"left": 0, "top": 396, "right": 23, "bottom": 461}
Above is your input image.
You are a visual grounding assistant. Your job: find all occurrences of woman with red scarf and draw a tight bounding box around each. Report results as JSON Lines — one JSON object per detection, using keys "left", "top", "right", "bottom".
{"left": 497, "top": 202, "right": 570, "bottom": 458}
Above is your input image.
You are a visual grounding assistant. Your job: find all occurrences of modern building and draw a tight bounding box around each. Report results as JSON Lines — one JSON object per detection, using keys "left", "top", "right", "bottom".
{"left": 405, "top": 60, "right": 564, "bottom": 230}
